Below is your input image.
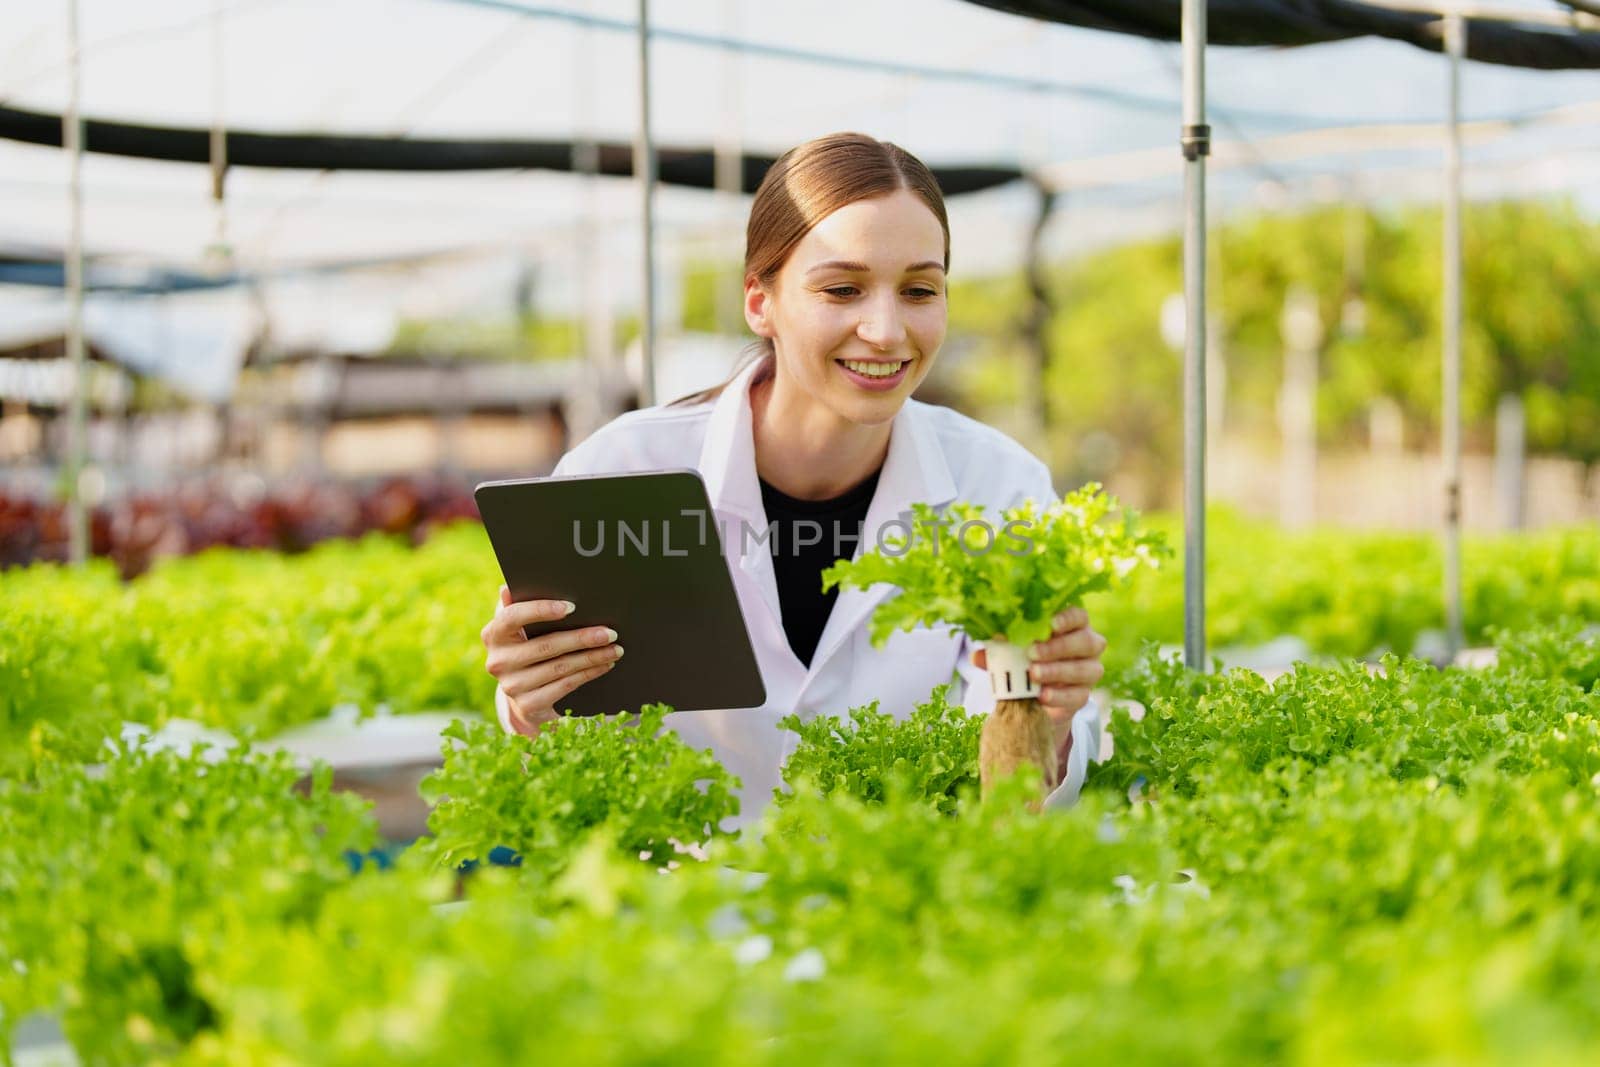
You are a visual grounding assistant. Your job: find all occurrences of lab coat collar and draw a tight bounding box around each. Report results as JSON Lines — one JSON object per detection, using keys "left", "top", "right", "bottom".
{"left": 698, "top": 356, "right": 958, "bottom": 680}
{"left": 698, "top": 356, "right": 770, "bottom": 528}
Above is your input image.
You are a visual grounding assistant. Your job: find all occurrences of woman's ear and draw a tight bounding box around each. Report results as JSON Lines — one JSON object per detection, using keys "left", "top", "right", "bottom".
{"left": 744, "top": 275, "right": 775, "bottom": 339}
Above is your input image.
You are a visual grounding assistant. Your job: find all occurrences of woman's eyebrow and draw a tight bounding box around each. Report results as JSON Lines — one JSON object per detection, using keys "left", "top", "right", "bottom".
{"left": 805, "top": 259, "right": 946, "bottom": 275}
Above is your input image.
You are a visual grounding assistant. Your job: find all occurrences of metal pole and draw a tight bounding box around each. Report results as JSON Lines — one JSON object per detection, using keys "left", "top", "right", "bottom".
{"left": 713, "top": 0, "right": 743, "bottom": 336}
{"left": 1181, "top": 0, "right": 1210, "bottom": 671}
{"left": 566, "top": 6, "right": 615, "bottom": 447}
{"left": 64, "top": 0, "right": 89, "bottom": 565}
{"left": 208, "top": 0, "right": 229, "bottom": 273}
{"left": 1442, "top": 13, "right": 1465, "bottom": 658}
{"left": 634, "top": 0, "right": 657, "bottom": 407}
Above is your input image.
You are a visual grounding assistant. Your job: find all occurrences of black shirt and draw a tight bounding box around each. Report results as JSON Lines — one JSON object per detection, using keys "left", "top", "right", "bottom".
{"left": 757, "top": 466, "right": 882, "bottom": 668}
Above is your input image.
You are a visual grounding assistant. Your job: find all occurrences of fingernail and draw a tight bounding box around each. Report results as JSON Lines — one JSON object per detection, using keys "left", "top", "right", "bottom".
{"left": 613, "top": 645, "right": 625, "bottom": 660}
{"left": 1030, "top": 644, "right": 1046, "bottom": 660}
{"left": 1054, "top": 614, "right": 1067, "bottom": 629}
{"left": 604, "top": 627, "right": 618, "bottom": 642}
{"left": 562, "top": 601, "right": 576, "bottom": 616}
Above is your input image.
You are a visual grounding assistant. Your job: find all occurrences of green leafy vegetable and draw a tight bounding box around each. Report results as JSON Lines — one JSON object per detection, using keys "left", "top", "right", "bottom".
{"left": 1490, "top": 618, "right": 1600, "bottom": 693}
{"left": 821, "top": 483, "right": 1169, "bottom": 649}
{"left": 414, "top": 705, "right": 741, "bottom": 878}
{"left": 777, "top": 683, "right": 981, "bottom": 814}
{"left": 0, "top": 741, "right": 374, "bottom": 1062}
{"left": 1092, "top": 642, "right": 1600, "bottom": 799}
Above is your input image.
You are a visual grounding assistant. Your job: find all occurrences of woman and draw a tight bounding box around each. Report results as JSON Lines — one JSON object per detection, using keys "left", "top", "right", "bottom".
{"left": 480, "top": 132, "right": 1108, "bottom": 830}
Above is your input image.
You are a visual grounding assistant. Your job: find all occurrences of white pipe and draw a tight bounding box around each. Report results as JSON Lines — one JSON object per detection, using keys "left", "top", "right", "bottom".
{"left": 64, "top": 0, "right": 88, "bottom": 565}
{"left": 1443, "top": 12, "right": 1466, "bottom": 658}
{"left": 1181, "top": 0, "right": 1209, "bottom": 671}
{"left": 567, "top": 3, "right": 617, "bottom": 447}
{"left": 209, "top": 0, "right": 228, "bottom": 272}
{"left": 634, "top": 0, "right": 656, "bottom": 407}
{"left": 714, "top": 0, "right": 743, "bottom": 336}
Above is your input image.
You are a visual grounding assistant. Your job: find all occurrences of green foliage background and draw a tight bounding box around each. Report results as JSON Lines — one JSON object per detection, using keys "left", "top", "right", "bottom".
{"left": 945, "top": 199, "right": 1600, "bottom": 491}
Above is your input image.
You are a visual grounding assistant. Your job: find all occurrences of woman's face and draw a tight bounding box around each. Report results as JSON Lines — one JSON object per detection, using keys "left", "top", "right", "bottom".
{"left": 746, "top": 188, "right": 948, "bottom": 427}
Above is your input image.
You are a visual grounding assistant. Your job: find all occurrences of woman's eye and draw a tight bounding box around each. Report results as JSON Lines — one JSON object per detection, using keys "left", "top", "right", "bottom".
{"left": 823, "top": 285, "right": 938, "bottom": 299}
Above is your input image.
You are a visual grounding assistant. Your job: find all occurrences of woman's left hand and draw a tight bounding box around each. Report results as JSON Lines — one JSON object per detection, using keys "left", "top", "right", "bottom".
{"left": 969, "top": 605, "right": 1106, "bottom": 723}
{"left": 970, "top": 607, "right": 1105, "bottom": 789}
{"left": 1028, "top": 606, "right": 1107, "bottom": 718}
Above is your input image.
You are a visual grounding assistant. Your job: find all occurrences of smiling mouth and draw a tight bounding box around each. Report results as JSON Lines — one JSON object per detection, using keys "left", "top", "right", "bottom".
{"left": 837, "top": 358, "right": 910, "bottom": 378}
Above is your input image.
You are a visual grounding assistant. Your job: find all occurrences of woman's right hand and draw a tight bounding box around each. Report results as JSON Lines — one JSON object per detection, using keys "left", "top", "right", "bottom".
{"left": 481, "top": 584, "right": 624, "bottom": 736}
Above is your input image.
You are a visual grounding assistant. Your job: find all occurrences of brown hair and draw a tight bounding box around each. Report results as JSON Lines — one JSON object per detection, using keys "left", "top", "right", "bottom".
{"left": 666, "top": 132, "right": 950, "bottom": 408}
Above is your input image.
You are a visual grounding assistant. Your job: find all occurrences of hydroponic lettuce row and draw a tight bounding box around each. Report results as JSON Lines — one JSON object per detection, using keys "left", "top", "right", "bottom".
{"left": 414, "top": 704, "right": 741, "bottom": 878}
{"left": 3, "top": 514, "right": 1596, "bottom": 776}
{"left": 167, "top": 627, "right": 1600, "bottom": 1064}
{"left": 777, "top": 682, "right": 981, "bottom": 814}
{"left": 0, "top": 522, "right": 502, "bottom": 779}
{"left": 1089, "top": 508, "right": 1600, "bottom": 678}
{"left": 0, "top": 741, "right": 373, "bottom": 1064}
{"left": 1489, "top": 616, "right": 1600, "bottom": 693}
{"left": 1093, "top": 641, "right": 1600, "bottom": 799}
{"left": 821, "top": 483, "right": 1170, "bottom": 649}
{"left": 8, "top": 624, "right": 1600, "bottom": 1063}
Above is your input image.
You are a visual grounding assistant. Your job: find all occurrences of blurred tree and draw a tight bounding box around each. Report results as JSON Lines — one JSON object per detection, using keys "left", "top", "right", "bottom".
{"left": 680, "top": 259, "right": 725, "bottom": 335}
{"left": 1226, "top": 200, "right": 1600, "bottom": 464}
{"left": 942, "top": 198, "right": 1600, "bottom": 497}
{"left": 1044, "top": 237, "right": 1183, "bottom": 494}
{"left": 386, "top": 316, "right": 581, "bottom": 361}
{"left": 1460, "top": 201, "right": 1600, "bottom": 465}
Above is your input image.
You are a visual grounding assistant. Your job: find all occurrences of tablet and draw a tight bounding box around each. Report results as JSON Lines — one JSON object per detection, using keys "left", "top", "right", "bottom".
{"left": 474, "top": 468, "right": 767, "bottom": 718}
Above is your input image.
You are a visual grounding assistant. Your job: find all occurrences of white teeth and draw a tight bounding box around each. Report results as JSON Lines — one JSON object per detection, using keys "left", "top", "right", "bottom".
{"left": 840, "top": 359, "right": 905, "bottom": 378}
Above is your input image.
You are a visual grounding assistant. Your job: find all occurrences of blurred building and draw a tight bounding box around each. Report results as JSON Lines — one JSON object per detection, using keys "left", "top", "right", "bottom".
{"left": 234, "top": 349, "right": 579, "bottom": 479}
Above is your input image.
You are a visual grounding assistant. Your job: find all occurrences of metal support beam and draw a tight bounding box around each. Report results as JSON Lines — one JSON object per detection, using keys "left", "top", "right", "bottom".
{"left": 207, "top": 0, "right": 230, "bottom": 275}
{"left": 634, "top": 0, "right": 657, "bottom": 407}
{"left": 64, "top": 0, "right": 88, "bottom": 565}
{"left": 1181, "top": 0, "right": 1210, "bottom": 671}
{"left": 1442, "top": 12, "right": 1466, "bottom": 658}
{"left": 713, "top": 0, "right": 744, "bottom": 336}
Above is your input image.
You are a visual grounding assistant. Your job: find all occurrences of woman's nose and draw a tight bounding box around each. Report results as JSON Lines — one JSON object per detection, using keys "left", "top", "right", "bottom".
{"left": 856, "top": 295, "right": 907, "bottom": 350}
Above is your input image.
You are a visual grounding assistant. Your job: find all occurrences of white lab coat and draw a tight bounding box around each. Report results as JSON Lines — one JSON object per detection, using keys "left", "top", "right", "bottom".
{"left": 497, "top": 358, "right": 1102, "bottom": 831}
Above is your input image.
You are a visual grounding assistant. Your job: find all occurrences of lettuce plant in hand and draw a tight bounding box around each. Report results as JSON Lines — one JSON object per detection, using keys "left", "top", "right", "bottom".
{"left": 822, "top": 483, "right": 1168, "bottom": 806}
